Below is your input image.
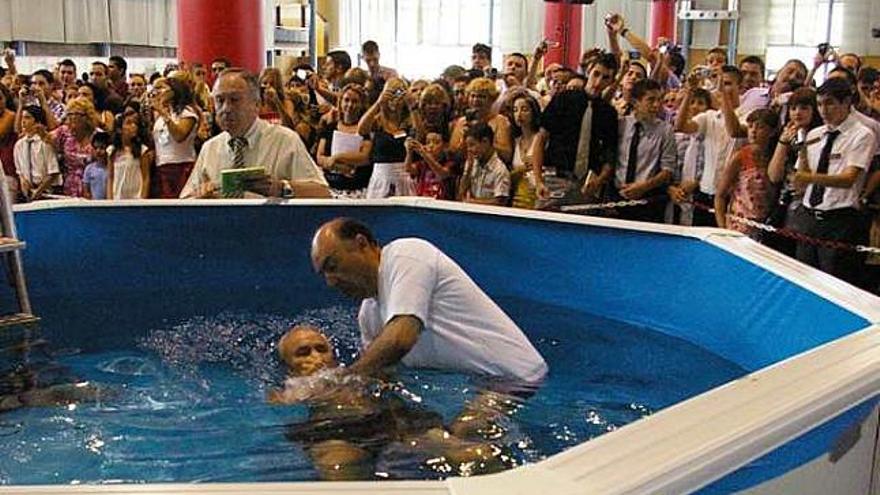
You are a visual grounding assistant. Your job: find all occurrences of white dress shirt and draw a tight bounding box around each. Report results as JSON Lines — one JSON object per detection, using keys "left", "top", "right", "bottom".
{"left": 180, "top": 118, "right": 327, "bottom": 198}
{"left": 13, "top": 135, "right": 61, "bottom": 185}
{"left": 797, "top": 112, "right": 874, "bottom": 211}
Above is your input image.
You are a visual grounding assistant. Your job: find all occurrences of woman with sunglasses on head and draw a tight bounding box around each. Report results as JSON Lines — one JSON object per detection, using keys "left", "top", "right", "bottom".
{"left": 358, "top": 77, "right": 415, "bottom": 198}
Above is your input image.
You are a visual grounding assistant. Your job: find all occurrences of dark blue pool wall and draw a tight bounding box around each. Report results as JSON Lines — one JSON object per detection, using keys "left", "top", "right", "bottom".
{"left": 10, "top": 204, "right": 868, "bottom": 370}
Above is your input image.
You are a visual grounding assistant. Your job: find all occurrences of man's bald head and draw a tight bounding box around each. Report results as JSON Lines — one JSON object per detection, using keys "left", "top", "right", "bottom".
{"left": 311, "top": 218, "right": 381, "bottom": 300}
{"left": 278, "top": 324, "right": 336, "bottom": 376}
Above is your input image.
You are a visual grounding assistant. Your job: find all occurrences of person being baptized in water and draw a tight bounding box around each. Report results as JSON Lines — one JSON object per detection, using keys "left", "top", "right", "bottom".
{"left": 267, "top": 324, "right": 507, "bottom": 480}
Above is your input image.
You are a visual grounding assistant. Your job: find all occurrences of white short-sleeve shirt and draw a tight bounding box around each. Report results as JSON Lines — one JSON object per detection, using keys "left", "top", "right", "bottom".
{"left": 153, "top": 107, "right": 199, "bottom": 166}
{"left": 13, "top": 135, "right": 61, "bottom": 185}
{"left": 464, "top": 153, "right": 510, "bottom": 200}
{"left": 797, "top": 112, "right": 873, "bottom": 211}
{"left": 358, "top": 238, "right": 548, "bottom": 383}
{"left": 692, "top": 107, "right": 747, "bottom": 195}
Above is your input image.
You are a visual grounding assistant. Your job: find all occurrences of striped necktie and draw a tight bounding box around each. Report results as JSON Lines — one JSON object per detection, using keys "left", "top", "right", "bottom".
{"left": 228, "top": 137, "right": 248, "bottom": 169}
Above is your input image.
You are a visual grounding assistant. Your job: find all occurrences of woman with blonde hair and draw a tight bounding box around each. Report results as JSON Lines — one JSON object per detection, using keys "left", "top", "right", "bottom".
{"left": 51, "top": 97, "right": 98, "bottom": 197}
{"left": 449, "top": 77, "right": 513, "bottom": 164}
{"left": 357, "top": 77, "right": 415, "bottom": 198}
{"left": 413, "top": 83, "right": 452, "bottom": 141}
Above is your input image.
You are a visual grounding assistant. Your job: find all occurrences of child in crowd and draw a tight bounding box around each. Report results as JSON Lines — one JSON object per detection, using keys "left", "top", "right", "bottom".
{"left": 714, "top": 108, "right": 780, "bottom": 238}
{"left": 404, "top": 131, "right": 455, "bottom": 199}
{"left": 458, "top": 122, "right": 510, "bottom": 206}
{"left": 108, "top": 114, "right": 152, "bottom": 199}
{"left": 12, "top": 105, "right": 60, "bottom": 202}
{"left": 83, "top": 132, "right": 111, "bottom": 200}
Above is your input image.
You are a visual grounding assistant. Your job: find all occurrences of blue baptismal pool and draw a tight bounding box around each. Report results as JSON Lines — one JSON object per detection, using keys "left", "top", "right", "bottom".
{"left": 1, "top": 198, "right": 879, "bottom": 495}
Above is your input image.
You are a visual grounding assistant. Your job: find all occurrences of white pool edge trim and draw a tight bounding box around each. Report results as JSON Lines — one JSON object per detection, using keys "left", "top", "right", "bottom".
{"left": 6, "top": 199, "right": 879, "bottom": 495}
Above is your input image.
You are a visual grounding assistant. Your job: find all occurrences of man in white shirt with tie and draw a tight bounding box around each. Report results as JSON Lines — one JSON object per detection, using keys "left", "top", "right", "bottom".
{"left": 791, "top": 78, "right": 874, "bottom": 287}
{"left": 180, "top": 68, "right": 329, "bottom": 199}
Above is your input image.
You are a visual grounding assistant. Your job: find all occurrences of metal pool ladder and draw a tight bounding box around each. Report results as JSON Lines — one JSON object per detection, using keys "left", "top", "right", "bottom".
{"left": 0, "top": 180, "right": 38, "bottom": 329}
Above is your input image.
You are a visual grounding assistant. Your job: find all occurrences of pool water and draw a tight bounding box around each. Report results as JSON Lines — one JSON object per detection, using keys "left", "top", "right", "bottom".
{"left": 0, "top": 299, "right": 746, "bottom": 485}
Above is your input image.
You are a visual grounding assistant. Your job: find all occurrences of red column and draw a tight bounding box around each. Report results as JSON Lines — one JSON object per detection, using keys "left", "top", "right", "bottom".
{"left": 543, "top": 2, "right": 583, "bottom": 69}
{"left": 177, "top": 0, "right": 265, "bottom": 75}
{"left": 649, "top": 0, "right": 677, "bottom": 46}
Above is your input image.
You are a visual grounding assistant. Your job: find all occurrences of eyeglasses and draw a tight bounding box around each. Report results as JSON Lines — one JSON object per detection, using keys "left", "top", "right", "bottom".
{"left": 211, "top": 66, "right": 225, "bottom": 73}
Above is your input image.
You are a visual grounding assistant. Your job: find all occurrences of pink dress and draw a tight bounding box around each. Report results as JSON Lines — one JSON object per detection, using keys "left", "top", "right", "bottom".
{"left": 729, "top": 145, "right": 772, "bottom": 236}
{"left": 52, "top": 125, "right": 95, "bottom": 198}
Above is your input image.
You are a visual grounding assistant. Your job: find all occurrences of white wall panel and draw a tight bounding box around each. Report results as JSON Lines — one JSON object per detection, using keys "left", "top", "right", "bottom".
{"left": 10, "top": 0, "right": 64, "bottom": 42}
{"left": 110, "top": 0, "right": 151, "bottom": 45}
{"left": 65, "top": 0, "right": 111, "bottom": 43}
{"left": 0, "top": 0, "right": 12, "bottom": 41}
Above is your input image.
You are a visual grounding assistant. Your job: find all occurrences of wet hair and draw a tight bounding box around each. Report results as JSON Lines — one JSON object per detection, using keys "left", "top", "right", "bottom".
{"left": 465, "top": 121, "right": 494, "bottom": 143}
{"left": 331, "top": 218, "right": 378, "bottom": 247}
{"left": 818, "top": 77, "right": 855, "bottom": 104}
{"left": 739, "top": 56, "right": 766, "bottom": 76}
{"left": 327, "top": 50, "right": 352, "bottom": 73}
{"left": 21, "top": 105, "right": 46, "bottom": 126}
{"left": 631, "top": 79, "right": 662, "bottom": 101}
{"left": 361, "top": 40, "right": 379, "bottom": 55}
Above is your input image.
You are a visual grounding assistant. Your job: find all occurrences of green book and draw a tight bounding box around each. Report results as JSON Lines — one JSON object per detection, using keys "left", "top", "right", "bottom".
{"left": 220, "top": 167, "right": 265, "bottom": 197}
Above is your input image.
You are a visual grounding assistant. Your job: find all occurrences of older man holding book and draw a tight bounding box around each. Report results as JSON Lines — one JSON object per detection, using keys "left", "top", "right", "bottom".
{"left": 179, "top": 68, "right": 330, "bottom": 199}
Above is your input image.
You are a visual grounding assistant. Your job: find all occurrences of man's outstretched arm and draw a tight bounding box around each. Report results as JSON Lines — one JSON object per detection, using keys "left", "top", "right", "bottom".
{"left": 349, "top": 315, "right": 422, "bottom": 376}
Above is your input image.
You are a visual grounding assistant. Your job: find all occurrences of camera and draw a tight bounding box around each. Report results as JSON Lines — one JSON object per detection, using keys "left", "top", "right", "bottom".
{"left": 296, "top": 69, "right": 308, "bottom": 80}
{"left": 817, "top": 43, "right": 831, "bottom": 56}
{"left": 485, "top": 67, "right": 499, "bottom": 80}
{"left": 464, "top": 108, "right": 479, "bottom": 122}
{"left": 628, "top": 50, "right": 641, "bottom": 61}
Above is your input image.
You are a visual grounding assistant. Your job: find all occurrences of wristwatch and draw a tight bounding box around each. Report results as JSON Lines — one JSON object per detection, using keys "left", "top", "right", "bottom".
{"left": 280, "top": 180, "right": 295, "bottom": 199}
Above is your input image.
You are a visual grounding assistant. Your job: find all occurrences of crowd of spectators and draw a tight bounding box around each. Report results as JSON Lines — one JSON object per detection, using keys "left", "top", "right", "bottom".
{"left": 0, "top": 12, "right": 878, "bottom": 291}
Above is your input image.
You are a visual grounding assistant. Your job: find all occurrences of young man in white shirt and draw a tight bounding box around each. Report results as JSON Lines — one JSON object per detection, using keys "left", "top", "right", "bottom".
{"left": 13, "top": 105, "right": 60, "bottom": 201}
{"left": 790, "top": 78, "right": 874, "bottom": 287}
{"left": 459, "top": 122, "right": 510, "bottom": 206}
{"left": 179, "top": 69, "right": 329, "bottom": 199}
{"left": 676, "top": 65, "right": 748, "bottom": 226}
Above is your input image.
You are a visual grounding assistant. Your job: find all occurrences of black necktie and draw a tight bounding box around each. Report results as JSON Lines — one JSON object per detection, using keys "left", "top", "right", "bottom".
{"left": 808, "top": 129, "right": 841, "bottom": 207}
{"left": 625, "top": 122, "right": 642, "bottom": 184}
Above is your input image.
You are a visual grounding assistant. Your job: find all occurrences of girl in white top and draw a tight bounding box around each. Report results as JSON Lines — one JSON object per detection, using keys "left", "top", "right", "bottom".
{"left": 108, "top": 113, "right": 152, "bottom": 199}
{"left": 12, "top": 105, "right": 60, "bottom": 201}
{"left": 150, "top": 77, "right": 197, "bottom": 198}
